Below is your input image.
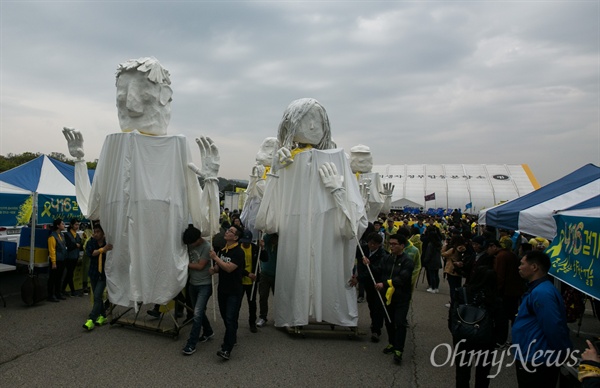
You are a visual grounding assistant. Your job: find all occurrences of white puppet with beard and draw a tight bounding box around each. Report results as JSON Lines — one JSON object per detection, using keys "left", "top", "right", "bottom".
{"left": 350, "top": 144, "right": 393, "bottom": 222}
{"left": 63, "top": 57, "right": 220, "bottom": 307}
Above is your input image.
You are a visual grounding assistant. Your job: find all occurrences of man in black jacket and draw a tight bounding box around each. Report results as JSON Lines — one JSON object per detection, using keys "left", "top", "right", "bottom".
{"left": 375, "top": 234, "right": 414, "bottom": 365}
{"left": 357, "top": 233, "right": 389, "bottom": 343}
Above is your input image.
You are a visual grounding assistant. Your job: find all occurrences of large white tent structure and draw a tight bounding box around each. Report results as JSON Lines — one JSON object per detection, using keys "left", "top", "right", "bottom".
{"left": 371, "top": 164, "right": 539, "bottom": 213}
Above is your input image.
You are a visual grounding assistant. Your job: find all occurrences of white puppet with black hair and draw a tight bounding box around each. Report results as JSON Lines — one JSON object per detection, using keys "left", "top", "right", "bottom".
{"left": 256, "top": 98, "right": 367, "bottom": 328}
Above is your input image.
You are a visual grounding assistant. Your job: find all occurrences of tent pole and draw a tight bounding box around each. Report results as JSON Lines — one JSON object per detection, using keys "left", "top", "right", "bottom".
{"left": 29, "top": 192, "right": 38, "bottom": 274}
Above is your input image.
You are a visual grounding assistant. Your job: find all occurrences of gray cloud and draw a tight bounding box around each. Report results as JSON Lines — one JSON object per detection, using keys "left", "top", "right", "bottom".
{"left": 1, "top": 2, "right": 598, "bottom": 186}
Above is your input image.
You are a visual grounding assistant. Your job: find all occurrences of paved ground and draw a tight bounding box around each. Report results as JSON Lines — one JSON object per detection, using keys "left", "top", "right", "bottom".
{"left": 0, "top": 267, "right": 597, "bottom": 387}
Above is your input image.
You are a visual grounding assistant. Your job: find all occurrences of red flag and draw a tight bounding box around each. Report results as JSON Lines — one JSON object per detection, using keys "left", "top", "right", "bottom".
{"left": 424, "top": 193, "right": 436, "bottom": 201}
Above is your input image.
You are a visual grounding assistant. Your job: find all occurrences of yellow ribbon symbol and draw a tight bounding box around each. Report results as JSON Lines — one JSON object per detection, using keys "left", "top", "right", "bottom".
{"left": 385, "top": 279, "right": 395, "bottom": 305}
{"left": 41, "top": 201, "right": 52, "bottom": 217}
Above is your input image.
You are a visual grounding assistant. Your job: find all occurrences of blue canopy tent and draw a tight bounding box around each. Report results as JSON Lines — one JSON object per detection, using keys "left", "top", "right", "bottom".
{"left": 0, "top": 155, "right": 94, "bottom": 270}
{"left": 478, "top": 164, "right": 600, "bottom": 240}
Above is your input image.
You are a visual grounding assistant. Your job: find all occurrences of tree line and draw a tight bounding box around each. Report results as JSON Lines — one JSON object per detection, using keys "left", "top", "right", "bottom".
{"left": 0, "top": 152, "right": 246, "bottom": 193}
{"left": 0, "top": 152, "right": 97, "bottom": 173}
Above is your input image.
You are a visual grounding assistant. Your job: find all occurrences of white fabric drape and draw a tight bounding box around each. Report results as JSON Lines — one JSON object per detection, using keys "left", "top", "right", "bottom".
{"left": 76, "top": 131, "right": 219, "bottom": 306}
{"left": 256, "top": 149, "right": 367, "bottom": 327}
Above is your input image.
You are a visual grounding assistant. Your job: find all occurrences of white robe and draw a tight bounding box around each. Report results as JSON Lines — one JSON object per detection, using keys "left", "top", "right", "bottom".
{"left": 75, "top": 132, "right": 219, "bottom": 307}
{"left": 240, "top": 174, "right": 265, "bottom": 241}
{"left": 357, "top": 172, "right": 387, "bottom": 222}
{"left": 256, "top": 148, "right": 367, "bottom": 327}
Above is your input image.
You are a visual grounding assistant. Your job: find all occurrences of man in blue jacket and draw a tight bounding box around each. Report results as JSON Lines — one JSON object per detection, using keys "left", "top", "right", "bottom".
{"left": 511, "top": 250, "right": 572, "bottom": 387}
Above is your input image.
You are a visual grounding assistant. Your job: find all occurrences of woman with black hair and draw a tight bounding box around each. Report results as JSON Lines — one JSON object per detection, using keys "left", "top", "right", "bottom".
{"left": 421, "top": 225, "right": 443, "bottom": 293}
{"left": 47, "top": 218, "right": 67, "bottom": 302}
{"left": 62, "top": 218, "right": 82, "bottom": 296}
{"left": 449, "top": 266, "right": 508, "bottom": 388}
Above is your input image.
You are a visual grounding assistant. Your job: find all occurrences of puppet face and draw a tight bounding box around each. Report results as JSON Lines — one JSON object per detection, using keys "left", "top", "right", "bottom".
{"left": 294, "top": 105, "right": 325, "bottom": 145}
{"left": 350, "top": 151, "right": 373, "bottom": 173}
{"left": 116, "top": 70, "right": 172, "bottom": 136}
{"left": 256, "top": 137, "right": 278, "bottom": 167}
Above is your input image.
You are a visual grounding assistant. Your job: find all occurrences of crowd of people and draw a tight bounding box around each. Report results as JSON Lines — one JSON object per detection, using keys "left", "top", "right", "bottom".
{"left": 49, "top": 56, "right": 598, "bottom": 384}
{"left": 46, "top": 204, "right": 600, "bottom": 386}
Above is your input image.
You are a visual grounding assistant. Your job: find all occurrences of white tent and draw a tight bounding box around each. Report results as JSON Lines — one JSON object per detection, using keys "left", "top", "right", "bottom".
{"left": 372, "top": 164, "right": 539, "bottom": 213}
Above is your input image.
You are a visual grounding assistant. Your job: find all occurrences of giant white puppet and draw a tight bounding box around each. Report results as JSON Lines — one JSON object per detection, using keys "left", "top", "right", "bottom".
{"left": 350, "top": 144, "right": 394, "bottom": 221}
{"left": 255, "top": 98, "right": 368, "bottom": 327}
{"left": 63, "top": 57, "right": 220, "bottom": 307}
{"left": 240, "top": 137, "right": 278, "bottom": 240}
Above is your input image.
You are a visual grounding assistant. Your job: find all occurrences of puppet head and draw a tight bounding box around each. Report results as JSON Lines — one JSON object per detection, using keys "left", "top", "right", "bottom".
{"left": 116, "top": 57, "right": 173, "bottom": 136}
{"left": 277, "top": 98, "right": 333, "bottom": 150}
{"left": 256, "top": 137, "right": 279, "bottom": 167}
{"left": 350, "top": 144, "right": 373, "bottom": 174}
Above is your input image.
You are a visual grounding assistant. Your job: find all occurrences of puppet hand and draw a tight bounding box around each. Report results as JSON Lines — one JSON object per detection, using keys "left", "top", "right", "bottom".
{"left": 319, "top": 162, "right": 344, "bottom": 193}
{"left": 271, "top": 147, "right": 293, "bottom": 173}
{"left": 251, "top": 164, "right": 265, "bottom": 178}
{"left": 62, "top": 127, "right": 85, "bottom": 160}
{"left": 194, "top": 136, "right": 220, "bottom": 178}
{"left": 381, "top": 182, "right": 395, "bottom": 197}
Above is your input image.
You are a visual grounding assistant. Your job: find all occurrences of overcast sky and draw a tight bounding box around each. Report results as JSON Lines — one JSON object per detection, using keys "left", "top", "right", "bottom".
{"left": 1, "top": 1, "right": 598, "bottom": 186}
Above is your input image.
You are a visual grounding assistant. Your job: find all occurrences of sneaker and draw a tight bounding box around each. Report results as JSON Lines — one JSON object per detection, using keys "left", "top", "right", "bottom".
{"left": 393, "top": 350, "right": 403, "bottom": 364}
{"left": 147, "top": 309, "right": 161, "bottom": 318}
{"left": 57, "top": 294, "right": 67, "bottom": 300}
{"left": 47, "top": 297, "right": 59, "bottom": 303}
{"left": 426, "top": 287, "right": 433, "bottom": 293}
{"left": 445, "top": 303, "right": 451, "bottom": 308}
{"left": 95, "top": 315, "right": 108, "bottom": 326}
{"left": 199, "top": 333, "right": 214, "bottom": 342}
{"left": 433, "top": 289, "right": 439, "bottom": 294}
{"left": 256, "top": 318, "right": 267, "bottom": 327}
{"left": 217, "top": 349, "right": 230, "bottom": 360}
{"left": 250, "top": 325, "right": 258, "bottom": 333}
{"left": 82, "top": 319, "right": 95, "bottom": 331}
{"left": 383, "top": 344, "right": 394, "bottom": 354}
{"left": 370, "top": 333, "right": 381, "bottom": 343}
{"left": 357, "top": 297, "right": 365, "bottom": 303}
{"left": 83, "top": 288, "right": 89, "bottom": 296}
{"left": 182, "top": 344, "right": 196, "bottom": 355}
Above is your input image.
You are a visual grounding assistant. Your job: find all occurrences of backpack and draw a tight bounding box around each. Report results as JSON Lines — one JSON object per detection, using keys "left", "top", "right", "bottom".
{"left": 21, "top": 274, "right": 48, "bottom": 306}
{"left": 450, "top": 287, "right": 493, "bottom": 343}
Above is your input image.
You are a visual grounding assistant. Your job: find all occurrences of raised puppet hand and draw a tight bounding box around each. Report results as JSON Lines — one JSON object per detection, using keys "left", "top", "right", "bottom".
{"left": 270, "top": 147, "right": 293, "bottom": 174}
{"left": 62, "top": 127, "right": 85, "bottom": 160}
{"left": 381, "top": 182, "right": 395, "bottom": 197}
{"left": 319, "top": 162, "right": 344, "bottom": 193}
{"left": 188, "top": 136, "right": 220, "bottom": 179}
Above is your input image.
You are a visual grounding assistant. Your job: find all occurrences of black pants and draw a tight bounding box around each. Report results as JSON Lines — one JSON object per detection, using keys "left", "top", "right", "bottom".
{"left": 243, "top": 284, "right": 257, "bottom": 326}
{"left": 516, "top": 361, "right": 560, "bottom": 388}
{"left": 363, "top": 280, "right": 384, "bottom": 335}
{"left": 384, "top": 301, "right": 410, "bottom": 352}
{"left": 454, "top": 341, "right": 494, "bottom": 388}
{"left": 47, "top": 261, "right": 65, "bottom": 298}
{"left": 62, "top": 259, "right": 78, "bottom": 293}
